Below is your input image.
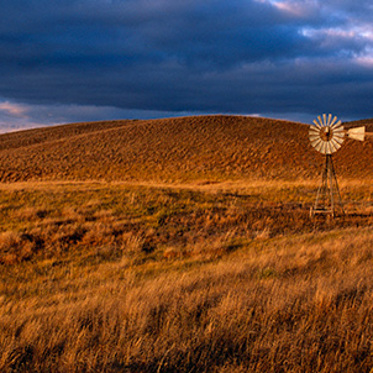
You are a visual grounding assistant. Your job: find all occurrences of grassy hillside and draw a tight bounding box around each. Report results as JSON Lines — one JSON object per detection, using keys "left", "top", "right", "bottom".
{"left": 0, "top": 181, "right": 372, "bottom": 372}
{"left": 0, "top": 115, "right": 372, "bottom": 183}
{"left": 0, "top": 116, "right": 372, "bottom": 372}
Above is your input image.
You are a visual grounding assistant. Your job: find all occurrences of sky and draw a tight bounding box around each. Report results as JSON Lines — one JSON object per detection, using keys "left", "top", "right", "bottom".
{"left": 1, "top": 0, "right": 373, "bottom": 132}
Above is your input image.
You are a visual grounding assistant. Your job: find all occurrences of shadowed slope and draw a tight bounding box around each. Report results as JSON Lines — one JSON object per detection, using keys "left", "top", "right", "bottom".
{"left": 0, "top": 115, "right": 372, "bottom": 182}
{"left": 344, "top": 118, "right": 373, "bottom": 132}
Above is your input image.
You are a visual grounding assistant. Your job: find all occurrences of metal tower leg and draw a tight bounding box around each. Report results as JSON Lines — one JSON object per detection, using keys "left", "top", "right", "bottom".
{"left": 329, "top": 155, "right": 345, "bottom": 215}
{"left": 327, "top": 155, "right": 336, "bottom": 217}
{"left": 312, "top": 154, "right": 344, "bottom": 217}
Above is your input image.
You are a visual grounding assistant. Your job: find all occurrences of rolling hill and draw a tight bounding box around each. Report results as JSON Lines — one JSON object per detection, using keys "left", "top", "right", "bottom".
{"left": 1, "top": 116, "right": 373, "bottom": 372}
{"left": 0, "top": 115, "right": 372, "bottom": 183}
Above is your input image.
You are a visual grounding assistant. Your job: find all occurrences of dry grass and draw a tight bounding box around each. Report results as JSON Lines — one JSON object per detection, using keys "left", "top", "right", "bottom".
{"left": 0, "top": 180, "right": 371, "bottom": 264}
{"left": 1, "top": 228, "right": 372, "bottom": 372}
{"left": 0, "top": 116, "right": 372, "bottom": 371}
{"left": 0, "top": 180, "right": 372, "bottom": 372}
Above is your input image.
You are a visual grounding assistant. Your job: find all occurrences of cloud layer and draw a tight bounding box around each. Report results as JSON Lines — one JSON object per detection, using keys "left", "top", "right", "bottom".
{"left": 1, "top": 0, "right": 373, "bottom": 129}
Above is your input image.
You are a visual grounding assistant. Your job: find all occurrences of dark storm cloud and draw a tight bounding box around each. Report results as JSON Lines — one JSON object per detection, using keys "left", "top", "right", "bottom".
{"left": 1, "top": 0, "right": 373, "bottom": 129}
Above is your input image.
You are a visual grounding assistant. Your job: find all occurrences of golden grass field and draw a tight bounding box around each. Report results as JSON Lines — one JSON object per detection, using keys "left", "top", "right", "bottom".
{"left": 0, "top": 116, "right": 372, "bottom": 372}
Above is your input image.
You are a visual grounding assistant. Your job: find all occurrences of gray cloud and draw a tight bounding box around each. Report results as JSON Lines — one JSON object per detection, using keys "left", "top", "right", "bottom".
{"left": 0, "top": 0, "right": 373, "bottom": 130}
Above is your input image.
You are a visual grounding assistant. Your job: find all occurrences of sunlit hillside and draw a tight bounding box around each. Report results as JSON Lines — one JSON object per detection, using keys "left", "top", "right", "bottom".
{"left": 0, "top": 115, "right": 372, "bottom": 183}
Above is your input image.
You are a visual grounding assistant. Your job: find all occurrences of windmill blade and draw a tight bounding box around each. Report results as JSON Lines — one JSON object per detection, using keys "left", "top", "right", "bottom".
{"left": 331, "top": 120, "right": 342, "bottom": 129}
{"left": 314, "top": 140, "right": 323, "bottom": 152}
{"left": 309, "top": 135, "right": 320, "bottom": 143}
{"left": 310, "top": 137, "right": 322, "bottom": 147}
{"left": 333, "top": 127, "right": 345, "bottom": 142}
{"left": 330, "top": 115, "right": 338, "bottom": 127}
{"left": 327, "top": 114, "right": 332, "bottom": 126}
{"left": 333, "top": 134, "right": 345, "bottom": 141}
{"left": 331, "top": 140, "right": 342, "bottom": 152}
{"left": 328, "top": 142, "right": 336, "bottom": 154}
{"left": 320, "top": 142, "right": 327, "bottom": 154}
{"left": 328, "top": 142, "right": 335, "bottom": 153}
{"left": 333, "top": 132, "right": 345, "bottom": 142}
{"left": 333, "top": 126, "right": 344, "bottom": 134}
{"left": 323, "top": 114, "right": 327, "bottom": 126}
{"left": 333, "top": 135, "right": 345, "bottom": 142}
{"left": 317, "top": 115, "right": 324, "bottom": 127}
{"left": 326, "top": 142, "right": 333, "bottom": 154}
{"left": 333, "top": 132, "right": 345, "bottom": 141}
{"left": 309, "top": 131, "right": 320, "bottom": 139}
{"left": 329, "top": 139, "right": 338, "bottom": 153}
{"left": 309, "top": 126, "right": 320, "bottom": 135}
{"left": 312, "top": 120, "right": 322, "bottom": 129}
{"left": 309, "top": 131, "right": 319, "bottom": 138}
{"left": 347, "top": 126, "right": 365, "bottom": 141}
{"left": 308, "top": 127, "right": 320, "bottom": 136}
{"left": 311, "top": 139, "right": 322, "bottom": 150}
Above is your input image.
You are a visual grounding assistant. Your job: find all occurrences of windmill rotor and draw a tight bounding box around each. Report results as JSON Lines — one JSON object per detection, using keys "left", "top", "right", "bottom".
{"left": 309, "top": 114, "right": 345, "bottom": 155}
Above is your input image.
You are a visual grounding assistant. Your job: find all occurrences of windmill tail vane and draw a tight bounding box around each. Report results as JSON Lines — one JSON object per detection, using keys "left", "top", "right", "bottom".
{"left": 309, "top": 114, "right": 372, "bottom": 218}
{"left": 345, "top": 126, "right": 373, "bottom": 141}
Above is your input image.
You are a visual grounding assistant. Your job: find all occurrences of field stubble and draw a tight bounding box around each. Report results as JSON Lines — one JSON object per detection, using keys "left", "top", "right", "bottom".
{"left": 0, "top": 180, "right": 372, "bottom": 372}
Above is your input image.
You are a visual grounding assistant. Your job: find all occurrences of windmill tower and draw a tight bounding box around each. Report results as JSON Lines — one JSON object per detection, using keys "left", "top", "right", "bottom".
{"left": 309, "top": 114, "right": 370, "bottom": 217}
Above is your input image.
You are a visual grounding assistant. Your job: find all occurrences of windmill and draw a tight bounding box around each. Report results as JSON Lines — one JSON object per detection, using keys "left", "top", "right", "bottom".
{"left": 309, "top": 114, "right": 372, "bottom": 217}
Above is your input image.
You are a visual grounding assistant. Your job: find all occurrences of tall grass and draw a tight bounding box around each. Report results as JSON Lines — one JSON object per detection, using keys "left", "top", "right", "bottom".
{"left": 0, "top": 181, "right": 372, "bottom": 372}
{"left": 1, "top": 228, "right": 373, "bottom": 372}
